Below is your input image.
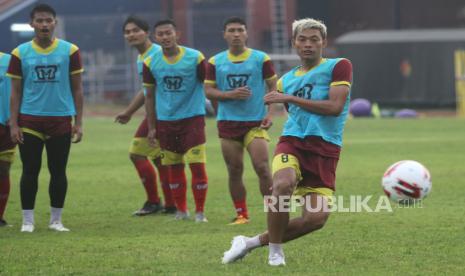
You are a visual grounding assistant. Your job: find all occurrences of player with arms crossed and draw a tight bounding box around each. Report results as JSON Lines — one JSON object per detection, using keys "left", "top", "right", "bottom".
{"left": 115, "top": 16, "right": 176, "bottom": 216}
{"left": 204, "top": 17, "right": 277, "bottom": 225}
{"left": 0, "top": 51, "right": 14, "bottom": 227}
{"left": 222, "top": 18, "right": 352, "bottom": 266}
{"left": 143, "top": 20, "right": 208, "bottom": 222}
{"left": 7, "top": 4, "right": 84, "bottom": 232}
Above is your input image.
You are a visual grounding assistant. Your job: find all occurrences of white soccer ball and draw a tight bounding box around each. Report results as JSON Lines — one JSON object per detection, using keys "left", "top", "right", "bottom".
{"left": 382, "top": 160, "right": 432, "bottom": 204}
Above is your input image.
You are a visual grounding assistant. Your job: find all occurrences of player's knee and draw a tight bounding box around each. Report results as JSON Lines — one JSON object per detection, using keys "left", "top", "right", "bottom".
{"left": 272, "top": 177, "right": 294, "bottom": 196}
{"left": 226, "top": 162, "right": 243, "bottom": 176}
{"left": 253, "top": 161, "right": 271, "bottom": 178}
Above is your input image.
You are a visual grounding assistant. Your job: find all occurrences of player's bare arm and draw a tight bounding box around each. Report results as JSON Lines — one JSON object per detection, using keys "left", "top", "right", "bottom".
{"left": 9, "top": 78, "right": 23, "bottom": 144}
{"left": 260, "top": 77, "right": 278, "bottom": 129}
{"left": 144, "top": 85, "right": 157, "bottom": 147}
{"left": 264, "top": 85, "right": 349, "bottom": 116}
{"left": 71, "top": 72, "right": 84, "bottom": 143}
{"left": 205, "top": 83, "right": 251, "bottom": 101}
{"left": 115, "top": 89, "right": 145, "bottom": 124}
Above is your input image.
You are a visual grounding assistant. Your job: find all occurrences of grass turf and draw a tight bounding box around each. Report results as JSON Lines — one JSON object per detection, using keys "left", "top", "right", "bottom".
{"left": 1, "top": 116, "right": 464, "bottom": 275}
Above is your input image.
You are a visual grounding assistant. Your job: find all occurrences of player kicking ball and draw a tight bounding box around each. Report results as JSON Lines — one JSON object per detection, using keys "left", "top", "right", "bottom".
{"left": 222, "top": 18, "right": 353, "bottom": 266}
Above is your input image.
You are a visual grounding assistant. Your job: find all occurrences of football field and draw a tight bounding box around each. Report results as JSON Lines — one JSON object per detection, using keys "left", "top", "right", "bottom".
{"left": 1, "top": 115, "right": 464, "bottom": 275}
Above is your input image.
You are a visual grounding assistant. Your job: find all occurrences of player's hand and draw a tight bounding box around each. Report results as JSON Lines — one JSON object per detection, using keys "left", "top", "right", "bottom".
{"left": 264, "top": 91, "right": 289, "bottom": 104}
{"left": 115, "top": 112, "right": 131, "bottom": 124}
{"left": 147, "top": 128, "right": 157, "bottom": 147}
{"left": 227, "top": 86, "right": 251, "bottom": 100}
{"left": 72, "top": 124, "right": 83, "bottom": 143}
{"left": 260, "top": 114, "right": 273, "bottom": 130}
{"left": 10, "top": 125, "right": 23, "bottom": 144}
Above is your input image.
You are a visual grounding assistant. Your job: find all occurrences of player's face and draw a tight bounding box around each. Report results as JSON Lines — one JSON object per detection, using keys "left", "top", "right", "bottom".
{"left": 293, "top": 28, "right": 327, "bottom": 62}
{"left": 154, "top": 24, "right": 178, "bottom": 49}
{"left": 124, "top": 23, "right": 149, "bottom": 47}
{"left": 30, "top": 12, "right": 56, "bottom": 40}
{"left": 223, "top": 23, "right": 247, "bottom": 48}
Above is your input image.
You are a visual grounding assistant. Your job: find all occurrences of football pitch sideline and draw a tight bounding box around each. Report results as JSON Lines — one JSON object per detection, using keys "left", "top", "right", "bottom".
{"left": 1, "top": 116, "right": 464, "bottom": 275}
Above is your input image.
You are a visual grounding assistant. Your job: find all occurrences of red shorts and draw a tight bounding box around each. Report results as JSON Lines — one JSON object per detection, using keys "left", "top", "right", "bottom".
{"left": 19, "top": 114, "right": 72, "bottom": 137}
{"left": 157, "top": 116, "right": 205, "bottom": 154}
{"left": 134, "top": 117, "right": 149, "bottom": 138}
{"left": 274, "top": 136, "right": 341, "bottom": 190}
{"left": 217, "top": 120, "right": 262, "bottom": 141}
{"left": 0, "top": 124, "right": 16, "bottom": 152}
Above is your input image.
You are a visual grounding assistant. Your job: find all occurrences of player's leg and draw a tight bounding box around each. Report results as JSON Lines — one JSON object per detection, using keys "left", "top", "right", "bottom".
{"left": 245, "top": 131, "right": 272, "bottom": 197}
{"left": 0, "top": 125, "right": 15, "bottom": 227}
{"left": 0, "top": 160, "right": 12, "bottom": 227}
{"left": 45, "top": 133, "right": 71, "bottom": 231}
{"left": 221, "top": 138, "right": 249, "bottom": 224}
{"left": 153, "top": 157, "right": 176, "bottom": 213}
{"left": 18, "top": 132, "right": 45, "bottom": 232}
{"left": 163, "top": 150, "right": 189, "bottom": 219}
{"left": 185, "top": 144, "right": 208, "bottom": 222}
{"left": 129, "top": 118, "right": 162, "bottom": 215}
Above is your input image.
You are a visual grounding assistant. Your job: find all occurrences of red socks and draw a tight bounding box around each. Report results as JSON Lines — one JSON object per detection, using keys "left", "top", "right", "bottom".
{"left": 153, "top": 158, "right": 175, "bottom": 208}
{"left": 233, "top": 199, "right": 248, "bottom": 218}
{"left": 133, "top": 159, "right": 160, "bottom": 204}
{"left": 168, "top": 163, "right": 209, "bottom": 213}
{"left": 190, "top": 163, "right": 208, "bottom": 213}
{"left": 168, "top": 164, "right": 187, "bottom": 212}
{"left": 0, "top": 175, "right": 10, "bottom": 219}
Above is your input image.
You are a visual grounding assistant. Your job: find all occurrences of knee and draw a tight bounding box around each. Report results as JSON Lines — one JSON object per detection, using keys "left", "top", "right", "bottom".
{"left": 253, "top": 161, "right": 271, "bottom": 178}
{"left": 226, "top": 162, "right": 243, "bottom": 177}
{"left": 272, "top": 177, "right": 294, "bottom": 196}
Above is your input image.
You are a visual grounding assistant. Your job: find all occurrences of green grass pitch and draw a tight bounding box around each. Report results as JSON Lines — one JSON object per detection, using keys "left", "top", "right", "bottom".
{"left": 1, "top": 116, "right": 464, "bottom": 275}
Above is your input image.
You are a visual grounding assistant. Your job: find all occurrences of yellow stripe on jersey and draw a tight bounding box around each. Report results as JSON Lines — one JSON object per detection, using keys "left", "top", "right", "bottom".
{"left": 162, "top": 46, "right": 185, "bottom": 64}
{"left": 265, "top": 74, "right": 277, "bottom": 81}
{"left": 143, "top": 82, "right": 155, "bottom": 87}
{"left": 277, "top": 78, "right": 283, "bottom": 92}
{"left": 71, "top": 68, "right": 84, "bottom": 75}
{"left": 227, "top": 48, "right": 251, "bottom": 62}
{"left": 330, "top": 81, "right": 351, "bottom": 87}
{"left": 5, "top": 73, "right": 21, "bottom": 79}
{"left": 263, "top": 54, "right": 271, "bottom": 62}
{"left": 294, "top": 58, "right": 327, "bottom": 77}
{"left": 208, "top": 56, "right": 215, "bottom": 65}
{"left": 139, "top": 44, "right": 155, "bottom": 61}
{"left": 197, "top": 52, "right": 205, "bottom": 64}
{"left": 11, "top": 48, "right": 20, "bottom": 59}
{"left": 70, "top": 44, "right": 79, "bottom": 55}
{"left": 31, "top": 38, "right": 59, "bottom": 54}
{"left": 204, "top": 80, "right": 216, "bottom": 85}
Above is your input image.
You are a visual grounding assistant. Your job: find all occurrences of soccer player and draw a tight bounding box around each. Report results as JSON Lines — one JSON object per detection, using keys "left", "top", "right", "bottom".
{"left": 204, "top": 17, "right": 277, "bottom": 224}
{"left": 222, "top": 18, "right": 353, "bottom": 266}
{"left": 143, "top": 20, "right": 209, "bottom": 223}
{"left": 7, "top": 4, "right": 84, "bottom": 232}
{"left": 0, "top": 51, "right": 14, "bottom": 227}
{"left": 115, "top": 16, "right": 176, "bottom": 216}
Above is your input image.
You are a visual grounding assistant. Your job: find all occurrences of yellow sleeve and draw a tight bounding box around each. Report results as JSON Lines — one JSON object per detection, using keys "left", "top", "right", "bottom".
{"left": 277, "top": 78, "right": 283, "bottom": 92}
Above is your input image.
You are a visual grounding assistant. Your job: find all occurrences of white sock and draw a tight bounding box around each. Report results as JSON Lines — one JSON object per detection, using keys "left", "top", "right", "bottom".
{"left": 50, "top": 207, "right": 63, "bottom": 224}
{"left": 245, "top": 235, "right": 262, "bottom": 250}
{"left": 269, "top": 243, "right": 284, "bottom": 257}
{"left": 22, "top": 209, "right": 34, "bottom": 225}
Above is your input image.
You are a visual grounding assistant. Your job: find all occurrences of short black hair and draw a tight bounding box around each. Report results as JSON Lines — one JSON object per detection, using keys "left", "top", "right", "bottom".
{"left": 223, "top": 17, "right": 246, "bottom": 31}
{"left": 123, "top": 16, "right": 149, "bottom": 33}
{"left": 30, "top": 3, "right": 56, "bottom": 19}
{"left": 154, "top": 19, "right": 177, "bottom": 30}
